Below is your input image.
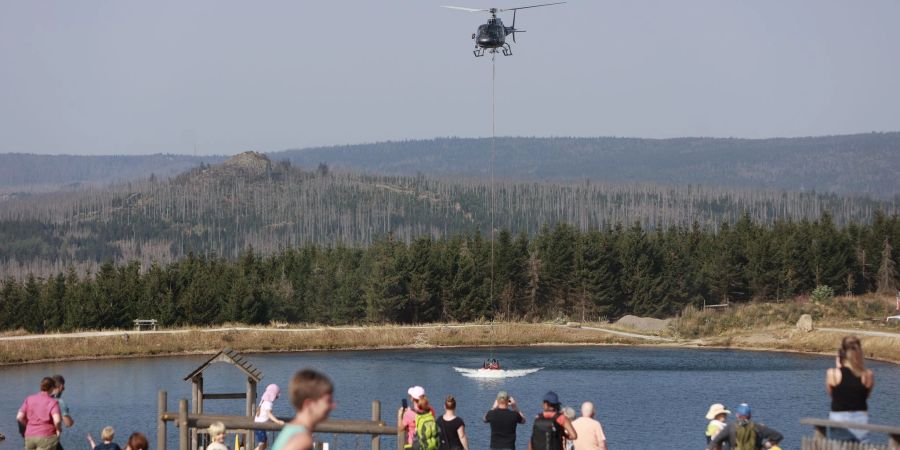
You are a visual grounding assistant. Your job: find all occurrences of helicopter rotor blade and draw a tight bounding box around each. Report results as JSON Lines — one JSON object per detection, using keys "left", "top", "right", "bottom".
{"left": 498, "top": 1, "right": 566, "bottom": 12}
{"left": 441, "top": 5, "right": 490, "bottom": 12}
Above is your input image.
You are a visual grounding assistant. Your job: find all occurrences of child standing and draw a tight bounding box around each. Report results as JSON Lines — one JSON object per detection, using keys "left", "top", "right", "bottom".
{"left": 88, "top": 427, "right": 122, "bottom": 450}
{"left": 255, "top": 384, "right": 286, "bottom": 450}
{"left": 206, "top": 422, "right": 229, "bottom": 450}
{"left": 704, "top": 404, "right": 730, "bottom": 444}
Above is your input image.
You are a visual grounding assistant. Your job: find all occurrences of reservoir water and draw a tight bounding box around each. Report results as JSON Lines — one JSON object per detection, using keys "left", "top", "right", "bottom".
{"left": 2, "top": 346, "right": 899, "bottom": 450}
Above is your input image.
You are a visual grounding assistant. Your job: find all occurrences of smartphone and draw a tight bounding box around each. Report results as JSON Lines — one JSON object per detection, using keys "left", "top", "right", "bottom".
{"left": 402, "top": 399, "right": 408, "bottom": 409}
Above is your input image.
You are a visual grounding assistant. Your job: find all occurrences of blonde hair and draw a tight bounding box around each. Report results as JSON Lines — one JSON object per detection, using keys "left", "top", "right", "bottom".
{"left": 207, "top": 422, "right": 226, "bottom": 440}
{"left": 416, "top": 395, "right": 431, "bottom": 412}
{"left": 101, "top": 427, "right": 116, "bottom": 442}
{"left": 841, "top": 335, "right": 866, "bottom": 377}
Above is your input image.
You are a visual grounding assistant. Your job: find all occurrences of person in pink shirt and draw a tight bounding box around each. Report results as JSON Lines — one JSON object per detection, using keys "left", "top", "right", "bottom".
{"left": 571, "top": 402, "right": 607, "bottom": 450}
{"left": 16, "top": 377, "right": 62, "bottom": 450}
{"left": 398, "top": 386, "right": 435, "bottom": 449}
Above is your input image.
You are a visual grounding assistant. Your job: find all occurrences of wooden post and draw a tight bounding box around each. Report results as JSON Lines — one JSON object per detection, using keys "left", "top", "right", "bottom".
{"left": 371, "top": 401, "right": 381, "bottom": 450}
{"left": 246, "top": 379, "right": 256, "bottom": 450}
{"left": 179, "top": 399, "right": 189, "bottom": 450}
{"left": 197, "top": 376, "right": 205, "bottom": 450}
{"left": 191, "top": 380, "right": 199, "bottom": 450}
{"left": 396, "top": 407, "right": 404, "bottom": 450}
{"left": 158, "top": 391, "right": 168, "bottom": 450}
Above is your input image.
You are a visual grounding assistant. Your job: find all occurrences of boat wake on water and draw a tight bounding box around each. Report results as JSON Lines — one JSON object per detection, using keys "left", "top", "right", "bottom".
{"left": 453, "top": 367, "right": 542, "bottom": 379}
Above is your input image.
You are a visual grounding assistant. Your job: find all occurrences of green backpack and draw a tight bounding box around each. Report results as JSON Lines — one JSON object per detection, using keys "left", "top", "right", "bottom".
{"left": 414, "top": 411, "right": 440, "bottom": 450}
{"left": 735, "top": 421, "right": 757, "bottom": 450}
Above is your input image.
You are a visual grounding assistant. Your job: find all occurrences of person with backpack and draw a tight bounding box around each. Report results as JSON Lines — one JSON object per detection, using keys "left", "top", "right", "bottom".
{"left": 400, "top": 386, "right": 437, "bottom": 450}
{"left": 437, "top": 395, "right": 469, "bottom": 450}
{"left": 706, "top": 404, "right": 783, "bottom": 450}
{"left": 528, "top": 392, "right": 577, "bottom": 450}
{"left": 484, "top": 391, "right": 526, "bottom": 450}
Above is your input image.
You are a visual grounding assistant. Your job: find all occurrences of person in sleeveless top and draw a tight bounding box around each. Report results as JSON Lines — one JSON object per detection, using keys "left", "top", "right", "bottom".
{"left": 826, "top": 335, "right": 875, "bottom": 443}
{"left": 437, "top": 396, "right": 469, "bottom": 450}
{"left": 270, "top": 369, "right": 335, "bottom": 450}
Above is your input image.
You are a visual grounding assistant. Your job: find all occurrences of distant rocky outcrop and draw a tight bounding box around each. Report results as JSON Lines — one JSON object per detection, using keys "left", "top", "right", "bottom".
{"left": 615, "top": 315, "right": 671, "bottom": 332}
{"left": 222, "top": 151, "right": 272, "bottom": 174}
{"left": 176, "top": 151, "right": 280, "bottom": 183}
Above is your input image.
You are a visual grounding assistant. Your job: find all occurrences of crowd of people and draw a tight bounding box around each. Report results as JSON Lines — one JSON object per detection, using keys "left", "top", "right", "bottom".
{"left": 703, "top": 334, "right": 876, "bottom": 449}
{"left": 13, "top": 370, "right": 335, "bottom": 450}
{"left": 12, "top": 335, "right": 878, "bottom": 450}
{"left": 15, "top": 375, "right": 150, "bottom": 450}
{"left": 398, "top": 386, "right": 605, "bottom": 450}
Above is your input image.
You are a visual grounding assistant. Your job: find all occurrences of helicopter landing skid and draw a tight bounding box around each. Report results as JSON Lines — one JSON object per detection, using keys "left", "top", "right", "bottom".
{"left": 473, "top": 44, "right": 512, "bottom": 57}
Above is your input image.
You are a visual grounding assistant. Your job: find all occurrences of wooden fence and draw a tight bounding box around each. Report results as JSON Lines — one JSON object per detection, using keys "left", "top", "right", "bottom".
{"left": 801, "top": 418, "right": 900, "bottom": 450}
{"left": 157, "top": 391, "right": 401, "bottom": 450}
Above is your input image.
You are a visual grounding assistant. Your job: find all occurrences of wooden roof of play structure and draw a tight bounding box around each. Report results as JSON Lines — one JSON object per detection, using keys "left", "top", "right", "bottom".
{"left": 183, "top": 348, "right": 263, "bottom": 382}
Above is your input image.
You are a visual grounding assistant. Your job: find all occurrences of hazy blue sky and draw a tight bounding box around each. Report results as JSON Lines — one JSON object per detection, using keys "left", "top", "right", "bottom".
{"left": 2, "top": 1, "right": 900, "bottom": 155}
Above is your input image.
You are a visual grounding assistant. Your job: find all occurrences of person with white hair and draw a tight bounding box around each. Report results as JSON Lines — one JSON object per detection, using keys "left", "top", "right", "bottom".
{"left": 206, "top": 422, "right": 229, "bottom": 450}
{"left": 571, "top": 402, "right": 607, "bottom": 450}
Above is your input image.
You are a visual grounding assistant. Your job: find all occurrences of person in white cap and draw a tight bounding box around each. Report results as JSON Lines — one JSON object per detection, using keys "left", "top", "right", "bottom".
{"left": 704, "top": 404, "right": 730, "bottom": 445}
{"left": 399, "top": 386, "right": 435, "bottom": 449}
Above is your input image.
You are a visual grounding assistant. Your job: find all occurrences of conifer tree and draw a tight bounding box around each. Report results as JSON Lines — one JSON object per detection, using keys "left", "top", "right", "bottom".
{"left": 877, "top": 238, "right": 899, "bottom": 294}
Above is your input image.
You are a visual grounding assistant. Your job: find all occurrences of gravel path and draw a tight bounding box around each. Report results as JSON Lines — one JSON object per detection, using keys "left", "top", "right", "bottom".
{"left": 0, "top": 324, "right": 493, "bottom": 341}
{"left": 575, "top": 325, "right": 675, "bottom": 342}
{"left": 817, "top": 327, "right": 900, "bottom": 339}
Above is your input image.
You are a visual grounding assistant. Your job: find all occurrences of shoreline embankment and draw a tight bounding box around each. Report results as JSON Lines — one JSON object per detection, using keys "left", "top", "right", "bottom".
{"left": 2, "top": 321, "right": 899, "bottom": 367}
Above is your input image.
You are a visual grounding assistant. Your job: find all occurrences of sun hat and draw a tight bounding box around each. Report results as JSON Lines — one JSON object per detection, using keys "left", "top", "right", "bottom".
{"left": 705, "top": 403, "right": 731, "bottom": 420}
{"left": 543, "top": 391, "right": 560, "bottom": 406}
{"left": 496, "top": 391, "right": 510, "bottom": 401}
{"left": 735, "top": 403, "right": 752, "bottom": 418}
{"left": 261, "top": 384, "right": 280, "bottom": 403}
{"left": 407, "top": 386, "right": 426, "bottom": 400}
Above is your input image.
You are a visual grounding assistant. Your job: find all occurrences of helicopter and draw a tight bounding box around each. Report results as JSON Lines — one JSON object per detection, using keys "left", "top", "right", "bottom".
{"left": 442, "top": 2, "right": 565, "bottom": 57}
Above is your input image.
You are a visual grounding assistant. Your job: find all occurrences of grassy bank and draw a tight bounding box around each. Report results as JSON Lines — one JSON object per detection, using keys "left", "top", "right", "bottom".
{"left": 3, "top": 294, "right": 899, "bottom": 365}
{"left": 0, "top": 323, "right": 637, "bottom": 365}
{"left": 673, "top": 294, "right": 900, "bottom": 362}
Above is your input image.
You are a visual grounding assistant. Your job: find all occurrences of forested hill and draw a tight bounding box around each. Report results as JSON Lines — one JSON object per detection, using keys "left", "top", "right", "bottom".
{"left": 0, "top": 153, "right": 225, "bottom": 193}
{"left": 273, "top": 133, "right": 900, "bottom": 198}
{"left": 0, "top": 152, "right": 896, "bottom": 278}
{"left": 3, "top": 132, "right": 900, "bottom": 198}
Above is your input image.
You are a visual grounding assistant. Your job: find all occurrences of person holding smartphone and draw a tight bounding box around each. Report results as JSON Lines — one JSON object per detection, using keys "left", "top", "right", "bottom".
{"left": 484, "top": 391, "right": 526, "bottom": 450}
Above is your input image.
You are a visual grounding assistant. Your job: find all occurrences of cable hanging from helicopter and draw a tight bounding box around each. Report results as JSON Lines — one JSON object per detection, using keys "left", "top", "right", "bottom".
{"left": 444, "top": 3, "right": 564, "bottom": 378}
{"left": 442, "top": 2, "right": 565, "bottom": 57}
